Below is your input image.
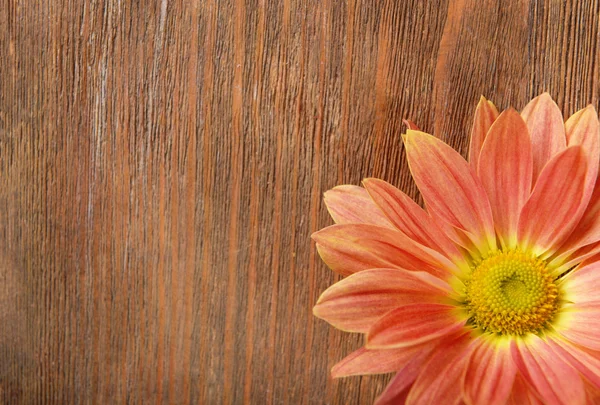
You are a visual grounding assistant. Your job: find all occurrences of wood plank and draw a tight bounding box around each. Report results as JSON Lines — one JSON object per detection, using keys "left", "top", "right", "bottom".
{"left": 1, "top": 0, "right": 599, "bottom": 403}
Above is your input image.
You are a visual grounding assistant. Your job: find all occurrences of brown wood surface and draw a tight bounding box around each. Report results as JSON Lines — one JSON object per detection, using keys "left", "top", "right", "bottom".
{"left": 1, "top": 0, "right": 600, "bottom": 404}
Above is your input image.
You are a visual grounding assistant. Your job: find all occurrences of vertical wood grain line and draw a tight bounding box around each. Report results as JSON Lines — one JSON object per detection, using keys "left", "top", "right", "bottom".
{"left": 243, "top": 0, "right": 265, "bottom": 402}
{"left": 223, "top": 0, "right": 245, "bottom": 402}
{"left": 303, "top": 2, "right": 329, "bottom": 402}
{"left": 156, "top": 147, "right": 168, "bottom": 402}
{"left": 198, "top": 0, "right": 217, "bottom": 401}
{"left": 373, "top": 4, "right": 390, "bottom": 155}
{"left": 266, "top": 0, "right": 291, "bottom": 402}
{"left": 281, "top": 14, "right": 306, "bottom": 399}
{"left": 339, "top": 0, "right": 355, "bottom": 180}
{"left": 181, "top": 1, "right": 201, "bottom": 402}
{"left": 154, "top": 1, "right": 170, "bottom": 401}
{"left": 168, "top": 114, "right": 181, "bottom": 403}
{"left": 432, "top": 0, "right": 466, "bottom": 138}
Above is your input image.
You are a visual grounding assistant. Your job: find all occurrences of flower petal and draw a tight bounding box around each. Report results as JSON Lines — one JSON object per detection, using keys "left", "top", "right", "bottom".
{"left": 549, "top": 242, "right": 600, "bottom": 276}
{"left": 521, "top": 93, "right": 567, "bottom": 182}
{"left": 478, "top": 108, "right": 532, "bottom": 248}
{"left": 545, "top": 336, "right": 600, "bottom": 391}
{"left": 554, "top": 303, "right": 600, "bottom": 351}
{"left": 468, "top": 96, "right": 499, "bottom": 172}
{"left": 507, "top": 374, "right": 544, "bottom": 405}
{"left": 552, "top": 106, "right": 600, "bottom": 253}
{"left": 331, "top": 343, "right": 435, "bottom": 378}
{"left": 313, "top": 268, "right": 452, "bottom": 332}
{"left": 511, "top": 334, "right": 586, "bottom": 405}
{"left": 374, "top": 381, "right": 412, "bottom": 405}
{"left": 323, "top": 185, "right": 394, "bottom": 228}
{"left": 404, "top": 130, "right": 496, "bottom": 254}
{"left": 312, "top": 224, "right": 454, "bottom": 278}
{"left": 517, "top": 145, "right": 588, "bottom": 257}
{"left": 373, "top": 345, "right": 434, "bottom": 405}
{"left": 366, "top": 303, "right": 465, "bottom": 350}
{"left": 406, "top": 332, "right": 473, "bottom": 405}
{"left": 463, "top": 336, "right": 517, "bottom": 405}
{"left": 403, "top": 119, "right": 421, "bottom": 131}
{"left": 559, "top": 184, "right": 600, "bottom": 253}
{"left": 560, "top": 260, "right": 600, "bottom": 304}
{"left": 362, "top": 178, "right": 465, "bottom": 267}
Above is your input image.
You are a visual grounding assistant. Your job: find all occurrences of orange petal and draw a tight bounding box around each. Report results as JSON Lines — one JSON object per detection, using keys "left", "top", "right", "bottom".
{"left": 507, "top": 374, "right": 545, "bottom": 405}
{"left": 478, "top": 109, "right": 532, "bottom": 248}
{"left": 468, "top": 96, "right": 499, "bottom": 172}
{"left": 331, "top": 343, "right": 434, "bottom": 378}
{"left": 521, "top": 93, "right": 567, "bottom": 183}
{"left": 517, "top": 146, "right": 588, "bottom": 257}
{"left": 323, "top": 185, "right": 394, "bottom": 228}
{"left": 511, "top": 335, "right": 586, "bottom": 405}
{"left": 373, "top": 346, "right": 434, "bottom": 405}
{"left": 560, "top": 260, "right": 600, "bottom": 304}
{"left": 366, "top": 303, "right": 465, "bottom": 350}
{"left": 403, "top": 119, "right": 421, "bottom": 131}
{"left": 463, "top": 336, "right": 517, "bottom": 405}
{"left": 374, "top": 381, "right": 412, "bottom": 405}
{"left": 557, "top": 183, "right": 600, "bottom": 254}
{"left": 552, "top": 106, "right": 600, "bottom": 253}
{"left": 404, "top": 130, "right": 496, "bottom": 254}
{"left": 312, "top": 224, "right": 455, "bottom": 279}
{"left": 362, "top": 178, "right": 464, "bottom": 266}
{"left": 545, "top": 337, "right": 600, "bottom": 391}
{"left": 554, "top": 303, "right": 600, "bottom": 351}
{"left": 313, "top": 268, "right": 451, "bottom": 332}
{"left": 549, "top": 242, "right": 600, "bottom": 276}
{"left": 405, "top": 332, "right": 473, "bottom": 405}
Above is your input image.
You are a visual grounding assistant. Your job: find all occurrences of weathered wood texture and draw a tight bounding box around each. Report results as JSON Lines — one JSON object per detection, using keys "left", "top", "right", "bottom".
{"left": 1, "top": 0, "right": 600, "bottom": 403}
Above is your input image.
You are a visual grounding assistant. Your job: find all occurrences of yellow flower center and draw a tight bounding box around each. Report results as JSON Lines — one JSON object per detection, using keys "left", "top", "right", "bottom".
{"left": 465, "top": 250, "right": 559, "bottom": 335}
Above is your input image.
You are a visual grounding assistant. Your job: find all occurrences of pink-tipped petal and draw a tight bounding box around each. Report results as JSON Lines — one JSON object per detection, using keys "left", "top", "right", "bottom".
{"left": 324, "top": 185, "right": 394, "bottom": 228}
{"left": 463, "top": 337, "right": 517, "bottom": 405}
{"left": 554, "top": 303, "right": 600, "bottom": 351}
{"left": 403, "top": 119, "right": 421, "bottom": 131}
{"left": 469, "top": 96, "right": 500, "bottom": 172}
{"left": 362, "top": 178, "right": 464, "bottom": 265}
{"left": 366, "top": 303, "right": 465, "bottom": 350}
{"left": 404, "top": 130, "right": 496, "bottom": 254}
{"left": 511, "top": 335, "right": 586, "bottom": 405}
{"left": 521, "top": 93, "right": 567, "bottom": 182}
{"left": 406, "top": 333, "right": 473, "bottom": 405}
{"left": 478, "top": 109, "right": 533, "bottom": 248}
{"left": 331, "top": 343, "right": 435, "bottom": 378}
{"left": 312, "top": 224, "right": 455, "bottom": 278}
{"left": 314, "top": 268, "right": 452, "bottom": 332}
{"left": 517, "top": 146, "right": 588, "bottom": 257}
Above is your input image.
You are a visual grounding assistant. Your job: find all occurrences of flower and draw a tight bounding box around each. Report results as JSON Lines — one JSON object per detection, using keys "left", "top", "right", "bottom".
{"left": 312, "top": 93, "right": 600, "bottom": 405}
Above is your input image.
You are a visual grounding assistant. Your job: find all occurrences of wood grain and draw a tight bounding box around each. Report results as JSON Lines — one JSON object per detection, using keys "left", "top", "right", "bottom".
{"left": 1, "top": 0, "right": 600, "bottom": 403}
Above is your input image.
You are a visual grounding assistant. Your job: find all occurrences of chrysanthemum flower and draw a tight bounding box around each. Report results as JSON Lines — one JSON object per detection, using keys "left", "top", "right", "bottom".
{"left": 312, "top": 93, "right": 600, "bottom": 405}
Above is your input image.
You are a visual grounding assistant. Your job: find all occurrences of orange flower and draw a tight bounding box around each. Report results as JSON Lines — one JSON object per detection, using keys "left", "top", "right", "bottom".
{"left": 313, "top": 93, "right": 600, "bottom": 405}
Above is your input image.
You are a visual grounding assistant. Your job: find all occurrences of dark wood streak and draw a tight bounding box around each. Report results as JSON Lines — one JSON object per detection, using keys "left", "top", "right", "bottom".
{"left": 2, "top": 0, "right": 600, "bottom": 404}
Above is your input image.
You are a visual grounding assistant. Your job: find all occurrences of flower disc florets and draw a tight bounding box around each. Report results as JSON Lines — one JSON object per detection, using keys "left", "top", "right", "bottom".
{"left": 465, "top": 250, "right": 559, "bottom": 335}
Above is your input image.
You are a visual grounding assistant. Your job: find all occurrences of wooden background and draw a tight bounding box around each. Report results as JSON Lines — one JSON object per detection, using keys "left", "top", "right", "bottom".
{"left": 1, "top": 0, "right": 600, "bottom": 404}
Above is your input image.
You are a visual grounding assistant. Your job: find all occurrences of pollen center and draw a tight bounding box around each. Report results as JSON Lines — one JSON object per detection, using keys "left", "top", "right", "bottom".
{"left": 465, "top": 250, "right": 559, "bottom": 335}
